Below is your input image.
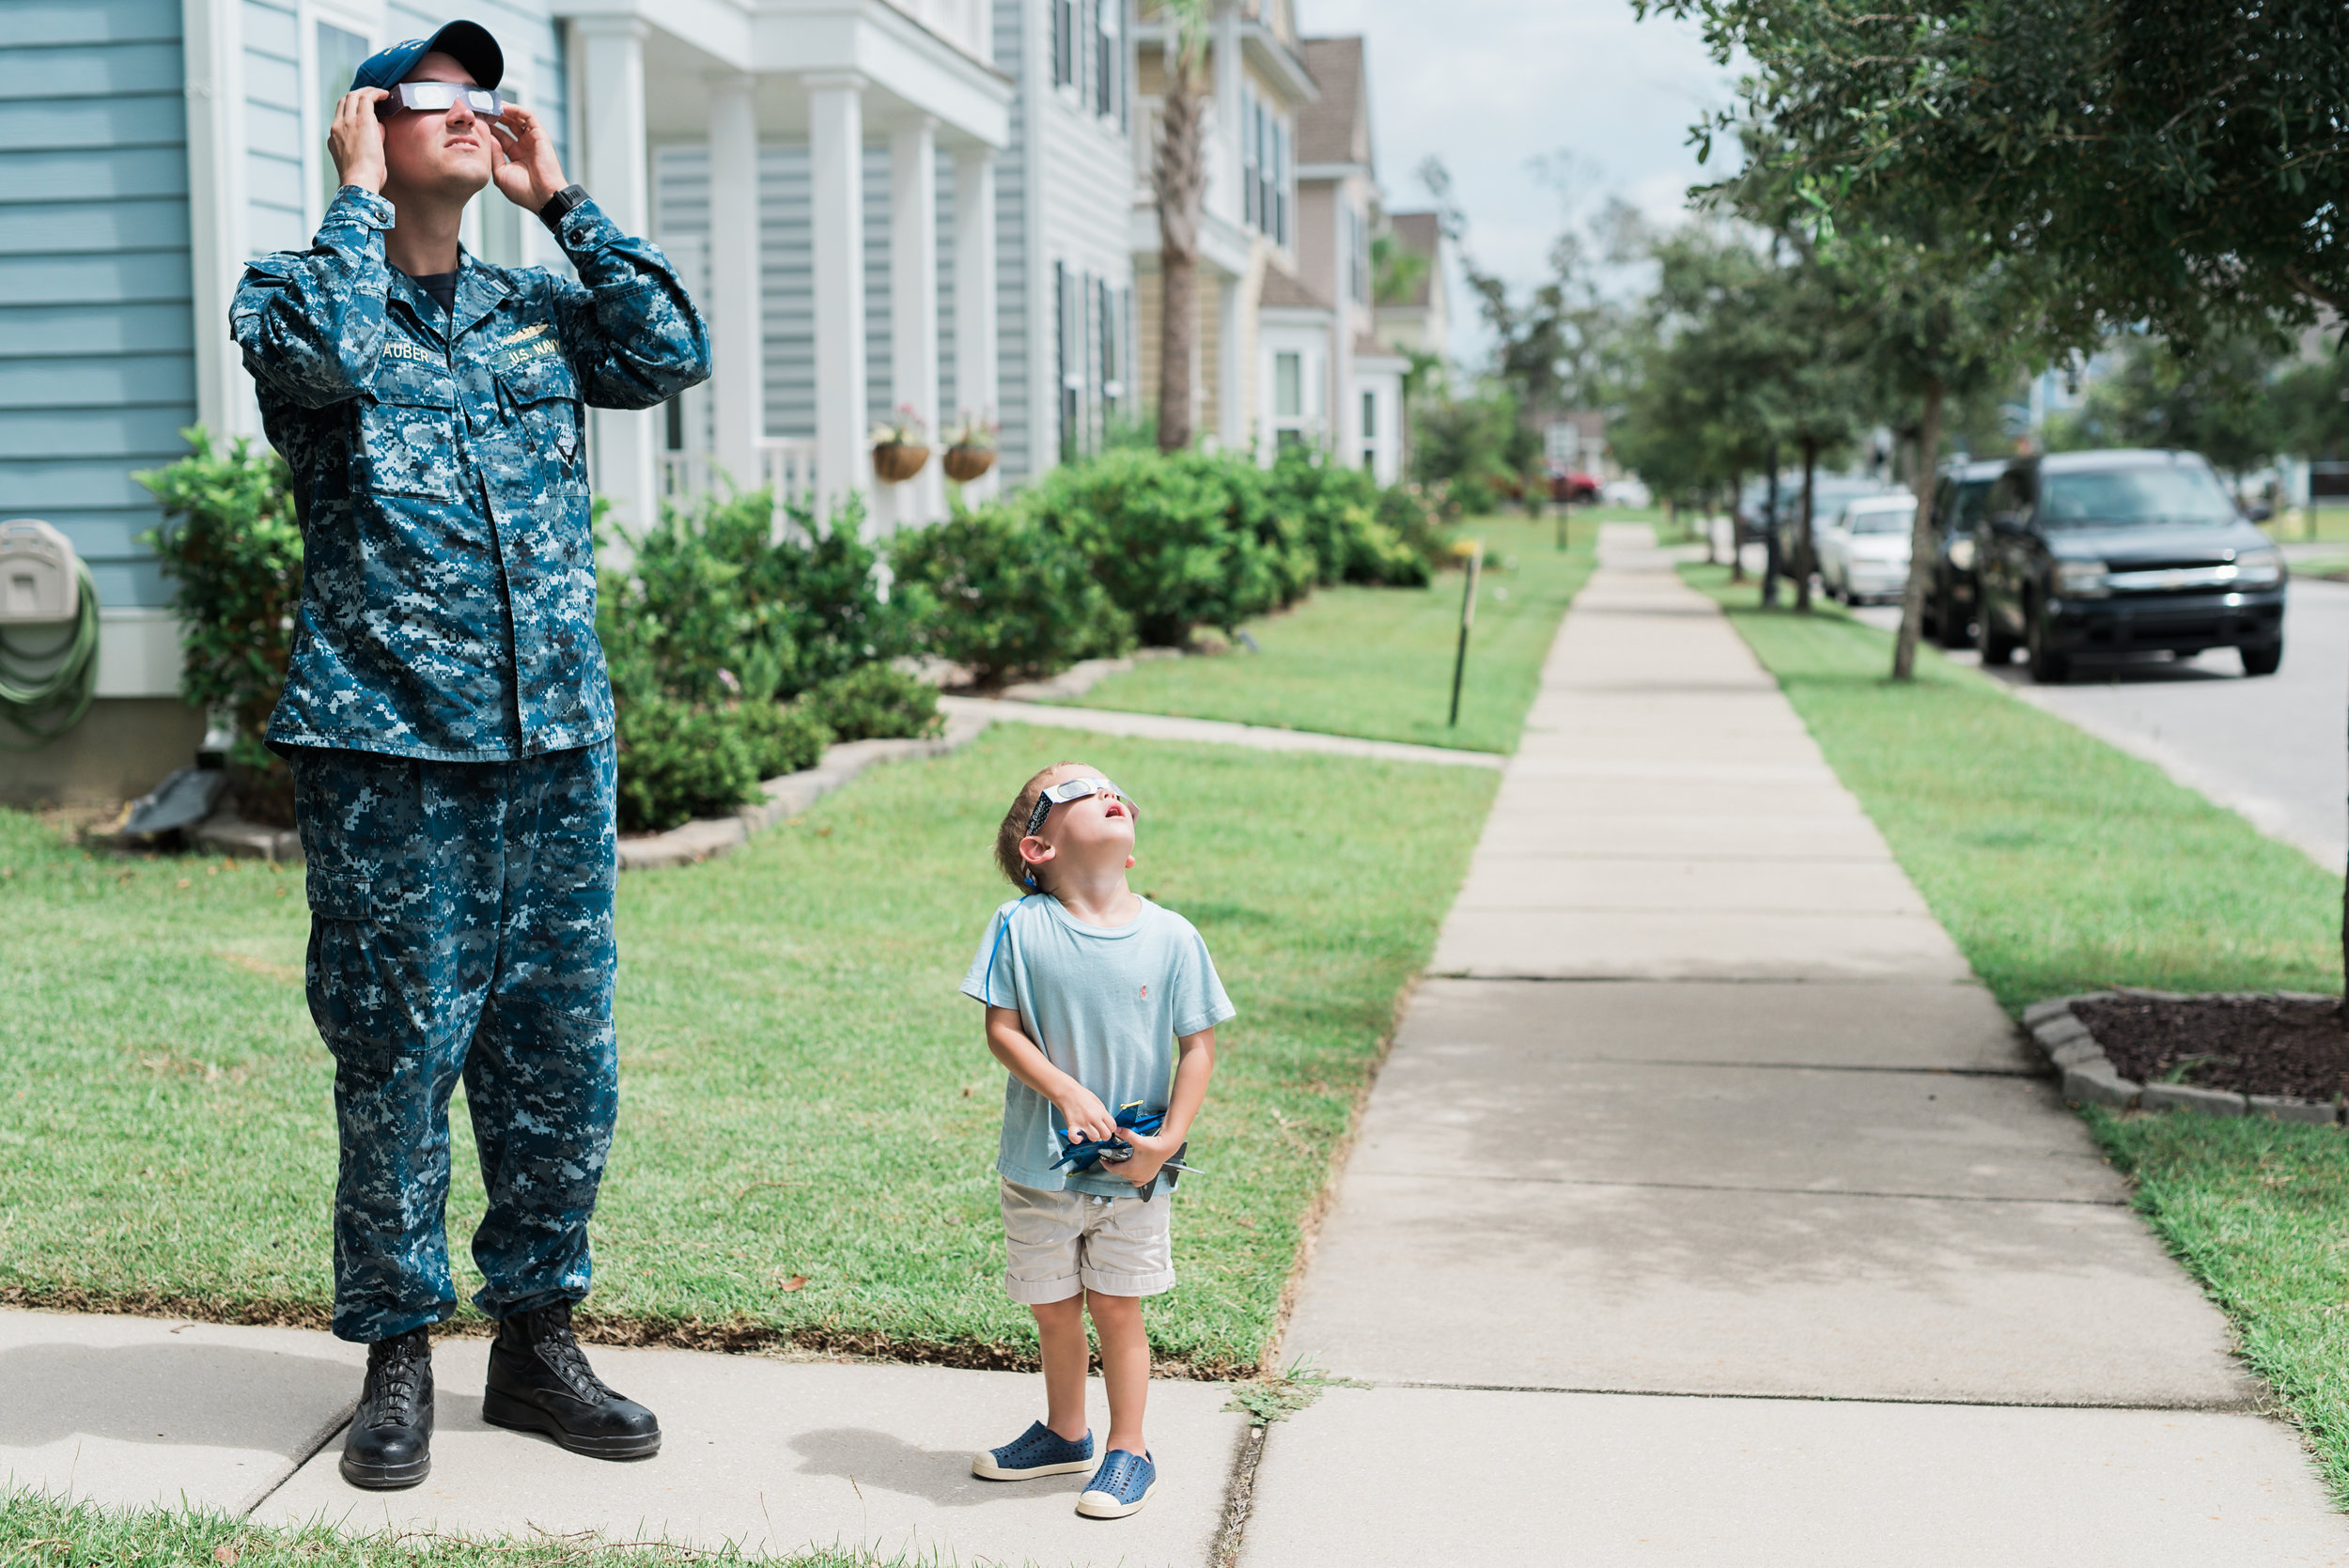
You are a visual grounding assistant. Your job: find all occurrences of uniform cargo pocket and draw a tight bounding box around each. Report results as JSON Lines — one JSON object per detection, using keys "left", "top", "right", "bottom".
{"left": 496, "top": 344, "right": 587, "bottom": 489}
{"left": 358, "top": 387, "right": 459, "bottom": 501}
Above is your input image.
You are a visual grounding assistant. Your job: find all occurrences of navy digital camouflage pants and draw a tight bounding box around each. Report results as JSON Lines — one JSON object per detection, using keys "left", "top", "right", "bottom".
{"left": 289, "top": 740, "right": 619, "bottom": 1344}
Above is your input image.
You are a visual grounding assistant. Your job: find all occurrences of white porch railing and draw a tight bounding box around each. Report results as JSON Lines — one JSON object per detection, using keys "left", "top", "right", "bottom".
{"left": 658, "top": 438, "right": 821, "bottom": 538}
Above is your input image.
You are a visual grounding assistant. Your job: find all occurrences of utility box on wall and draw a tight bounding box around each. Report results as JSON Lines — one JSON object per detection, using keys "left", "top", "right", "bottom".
{"left": 0, "top": 519, "right": 79, "bottom": 623}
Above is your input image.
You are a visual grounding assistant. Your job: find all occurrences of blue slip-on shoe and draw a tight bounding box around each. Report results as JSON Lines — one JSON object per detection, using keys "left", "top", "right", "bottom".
{"left": 972, "top": 1420, "right": 1095, "bottom": 1480}
{"left": 1076, "top": 1448, "right": 1156, "bottom": 1518}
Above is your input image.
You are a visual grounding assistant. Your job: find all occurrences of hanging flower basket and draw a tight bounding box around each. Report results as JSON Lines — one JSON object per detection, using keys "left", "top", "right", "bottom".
{"left": 943, "top": 444, "right": 996, "bottom": 483}
{"left": 872, "top": 442, "right": 929, "bottom": 484}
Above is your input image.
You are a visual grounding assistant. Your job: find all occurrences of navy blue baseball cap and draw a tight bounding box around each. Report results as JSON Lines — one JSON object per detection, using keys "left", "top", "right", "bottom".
{"left": 350, "top": 20, "right": 504, "bottom": 93}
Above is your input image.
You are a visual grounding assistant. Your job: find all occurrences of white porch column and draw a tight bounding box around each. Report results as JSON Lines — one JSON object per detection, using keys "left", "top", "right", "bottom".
{"left": 707, "top": 72, "right": 764, "bottom": 495}
{"left": 577, "top": 19, "right": 658, "bottom": 535}
{"left": 951, "top": 145, "right": 1000, "bottom": 503}
{"left": 888, "top": 117, "right": 941, "bottom": 528}
{"left": 807, "top": 72, "right": 870, "bottom": 520}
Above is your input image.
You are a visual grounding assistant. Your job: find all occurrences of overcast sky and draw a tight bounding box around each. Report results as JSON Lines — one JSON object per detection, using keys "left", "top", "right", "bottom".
{"left": 1303, "top": 0, "right": 1739, "bottom": 365}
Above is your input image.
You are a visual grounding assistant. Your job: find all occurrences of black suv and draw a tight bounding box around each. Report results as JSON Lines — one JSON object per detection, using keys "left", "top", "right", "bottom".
{"left": 1921, "top": 459, "right": 2005, "bottom": 649}
{"left": 1974, "top": 449, "right": 2286, "bottom": 683}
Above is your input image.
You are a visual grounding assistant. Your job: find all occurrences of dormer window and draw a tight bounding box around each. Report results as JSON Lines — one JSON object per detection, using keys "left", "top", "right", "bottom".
{"left": 1241, "top": 84, "right": 1290, "bottom": 248}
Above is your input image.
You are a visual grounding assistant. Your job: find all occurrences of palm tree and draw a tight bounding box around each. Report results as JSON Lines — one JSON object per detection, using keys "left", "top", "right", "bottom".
{"left": 1151, "top": 0, "right": 1210, "bottom": 453}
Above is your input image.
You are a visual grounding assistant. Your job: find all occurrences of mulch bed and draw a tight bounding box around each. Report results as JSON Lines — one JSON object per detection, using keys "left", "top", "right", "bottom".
{"left": 2075, "top": 993, "right": 2349, "bottom": 1101}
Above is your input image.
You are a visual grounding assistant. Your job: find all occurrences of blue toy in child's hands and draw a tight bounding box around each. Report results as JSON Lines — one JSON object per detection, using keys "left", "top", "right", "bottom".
{"left": 1050, "top": 1104, "right": 1164, "bottom": 1172}
{"left": 1051, "top": 1103, "right": 1203, "bottom": 1199}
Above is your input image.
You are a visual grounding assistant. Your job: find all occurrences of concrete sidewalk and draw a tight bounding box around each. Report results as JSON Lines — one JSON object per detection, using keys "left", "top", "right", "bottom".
{"left": 1249, "top": 526, "right": 2347, "bottom": 1565}
{"left": 0, "top": 1309, "right": 1247, "bottom": 1564}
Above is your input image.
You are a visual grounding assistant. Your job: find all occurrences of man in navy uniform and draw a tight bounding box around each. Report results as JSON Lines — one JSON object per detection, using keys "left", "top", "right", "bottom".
{"left": 231, "top": 20, "right": 710, "bottom": 1489}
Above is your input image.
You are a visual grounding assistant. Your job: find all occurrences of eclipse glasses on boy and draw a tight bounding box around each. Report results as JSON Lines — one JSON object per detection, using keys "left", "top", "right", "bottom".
{"left": 376, "top": 81, "right": 506, "bottom": 117}
{"left": 1023, "top": 777, "right": 1135, "bottom": 838}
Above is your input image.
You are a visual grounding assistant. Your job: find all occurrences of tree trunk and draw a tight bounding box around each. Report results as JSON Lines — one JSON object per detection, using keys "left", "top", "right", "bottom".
{"left": 1728, "top": 471, "right": 1744, "bottom": 582}
{"left": 1761, "top": 450, "right": 1781, "bottom": 606}
{"left": 1891, "top": 377, "right": 1945, "bottom": 680}
{"left": 1152, "top": 20, "right": 1208, "bottom": 455}
{"left": 1795, "top": 436, "right": 1818, "bottom": 613}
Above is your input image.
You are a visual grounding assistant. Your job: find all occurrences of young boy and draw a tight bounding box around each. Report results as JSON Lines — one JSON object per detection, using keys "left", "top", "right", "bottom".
{"left": 961, "top": 762, "right": 1232, "bottom": 1519}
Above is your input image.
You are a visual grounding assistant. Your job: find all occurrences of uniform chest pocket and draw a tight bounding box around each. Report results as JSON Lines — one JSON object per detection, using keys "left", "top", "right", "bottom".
{"left": 495, "top": 338, "right": 586, "bottom": 485}
{"left": 358, "top": 362, "right": 459, "bottom": 502}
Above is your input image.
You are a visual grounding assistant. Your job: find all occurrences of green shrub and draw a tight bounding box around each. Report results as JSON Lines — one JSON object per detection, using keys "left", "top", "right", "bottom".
{"left": 599, "top": 488, "right": 912, "bottom": 709}
{"left": 615, "top": 695, "right": 761, "bottom": 832}
{"left": 804, "top": 662, "right": 944, "bottom": 741}
{"left": 133, "top": 427, "right": 302, "bottom": 820}
{"left": 1266, "top": 447, "right": 1433, "bottom": 587}
{"left": 1023, "top": 449, "right": 1283, "bottom": 645}
{"left": 891, "top": 504, "right": 1134, "bottom": 685}
{"left": 739, "top": 698, "right": 834, "bottom": 777}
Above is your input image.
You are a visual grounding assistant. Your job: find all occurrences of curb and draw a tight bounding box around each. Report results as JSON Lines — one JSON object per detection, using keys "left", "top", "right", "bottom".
{"left": 2027, "top": 990, "right": 2345, "bottom": 1125}
{"left": 617, "top": 712, "right": 992, "bottom": 871}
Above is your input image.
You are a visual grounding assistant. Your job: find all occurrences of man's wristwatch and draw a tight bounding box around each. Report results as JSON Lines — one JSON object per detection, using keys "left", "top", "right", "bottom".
{"left": 537, "top": 184, "right": 590, "bottom": 233}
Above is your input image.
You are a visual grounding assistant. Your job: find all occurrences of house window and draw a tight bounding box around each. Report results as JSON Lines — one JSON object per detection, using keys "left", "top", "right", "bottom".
{"left": 312, "top": 20, "right": 373, "bottom": 220}
{"left": 1099, "top": 279, "right": 1122, "bottom": 418}
{"left": 1057, "top": 261, "right": 1084, "bottom": 462}
{"left": 1346, "top": 207, "right": 1369, "bottom": 303}
{"left": 1096, "top": 0, "right": 1119, "bottom": 118}
{"left": 1241, "top": 88, "right": 1260, "bottom": 230}
{"left": 1052, "top": 0, "right": 1076, "bottom": 88}
{"left": 1361, "top": 389, "right": 1377, "bottom": 469}
{"left": 1274, "top": 352, "right": 1301, "bottom": 419}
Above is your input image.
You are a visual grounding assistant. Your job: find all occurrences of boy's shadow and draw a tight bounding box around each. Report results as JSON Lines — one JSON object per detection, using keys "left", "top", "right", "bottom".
{"left": 790, "top": 1428, "right": 1085, "bottom": 1510}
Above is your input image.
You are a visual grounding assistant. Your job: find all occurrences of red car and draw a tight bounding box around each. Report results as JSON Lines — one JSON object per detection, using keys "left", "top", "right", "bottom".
{"left": 1547, "top": 466, "right": 1602, "bottom": 505}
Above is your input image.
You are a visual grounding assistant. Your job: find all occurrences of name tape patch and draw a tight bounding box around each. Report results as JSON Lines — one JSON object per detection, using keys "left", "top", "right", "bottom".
{"left": 383, "top": 339, "right": 440, "bottom": 365}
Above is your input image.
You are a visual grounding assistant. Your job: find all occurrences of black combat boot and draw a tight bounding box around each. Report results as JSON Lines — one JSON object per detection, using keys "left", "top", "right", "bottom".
{"left": 340, "top": 1327, "right": 433, "bottom": 1489}
{"left": 482, "top": 1301, "right": 661, "bottom": 1460}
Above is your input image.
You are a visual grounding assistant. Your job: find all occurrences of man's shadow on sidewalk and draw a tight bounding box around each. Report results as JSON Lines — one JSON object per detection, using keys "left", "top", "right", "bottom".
{"left": 0, "top": 1343, "right": 355, "bottom": 1454}
{"left": 789, "top": 1428, "right": 1085, "bottom": 1509}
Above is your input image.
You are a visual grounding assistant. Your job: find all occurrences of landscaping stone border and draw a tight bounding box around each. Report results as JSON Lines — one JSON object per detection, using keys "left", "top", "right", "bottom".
{"left": 618, "top": 711, "right": 993, "bottom": 871}
{"left": 2025, "top": 990, "right": 2345, "bottom": 1125}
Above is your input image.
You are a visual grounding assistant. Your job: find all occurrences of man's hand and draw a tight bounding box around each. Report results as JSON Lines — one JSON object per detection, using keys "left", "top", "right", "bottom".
{"left": 1053, "top": 1088, "right": 1118, "bottom": 1148}
{"left": 490, "top": 104, "right": 568, "bottom": 211}
{"left": 1110, "top": 1132, "right": 1175, "bottom": 1190}
{"left": 328, "top": 88, "right": 391, "bottom": 194}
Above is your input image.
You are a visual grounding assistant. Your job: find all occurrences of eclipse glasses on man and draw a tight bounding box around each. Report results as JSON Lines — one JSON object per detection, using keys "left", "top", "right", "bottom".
{"left": 376, "top": 80, "right": 506, "bottom": 117}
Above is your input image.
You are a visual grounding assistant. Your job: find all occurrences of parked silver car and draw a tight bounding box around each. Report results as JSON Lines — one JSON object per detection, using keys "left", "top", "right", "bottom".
{"left": 1818, "top": 493, "right": 1918, "bottom": 604}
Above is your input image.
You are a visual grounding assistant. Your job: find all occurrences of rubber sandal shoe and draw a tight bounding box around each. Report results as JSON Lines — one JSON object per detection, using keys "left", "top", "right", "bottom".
{"left": 1076, "top": 1449, "right": 1155, "bottom": 1518}
{"left": 972, "top": 1420, "right": 1095, "bottom": 1480}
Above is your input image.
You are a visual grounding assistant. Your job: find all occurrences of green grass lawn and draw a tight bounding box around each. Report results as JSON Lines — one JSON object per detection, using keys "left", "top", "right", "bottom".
{"left": 2, "top": 1493, "right": 972, "bottom": 1568}
{"left": 0, "top": 722, "right": 1494, "bottom": 1378}
{"left": 0, "top": 1489, "right": 913, "bottom": 1568}
{"left": 1681, "top": 562, "right": 2349, "bottom": 1501}
{"left": 1062, "top": 510, "right": 1609, "bottom": 754}
{"left": 1678, "top": 563, "right": 2341, "bottom": 1007}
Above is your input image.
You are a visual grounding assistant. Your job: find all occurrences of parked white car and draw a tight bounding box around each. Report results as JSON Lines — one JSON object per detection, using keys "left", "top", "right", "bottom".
{"left": 1817, "top": 494, "right": 1918, "bottom": 604}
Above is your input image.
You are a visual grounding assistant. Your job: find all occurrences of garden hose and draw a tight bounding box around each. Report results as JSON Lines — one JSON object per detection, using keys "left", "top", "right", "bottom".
{"left": 0, "top": 559, "right": 100, "bottom": 749}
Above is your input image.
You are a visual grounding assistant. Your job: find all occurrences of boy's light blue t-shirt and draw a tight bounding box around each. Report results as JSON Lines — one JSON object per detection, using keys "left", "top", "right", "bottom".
{"left": 961, "top": 893, "right": 1235, "bottom": 1196}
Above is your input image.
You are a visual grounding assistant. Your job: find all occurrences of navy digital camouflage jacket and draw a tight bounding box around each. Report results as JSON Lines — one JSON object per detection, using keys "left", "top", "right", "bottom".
{"left": 233, "top": 185, "right": 711, "bottom": 762}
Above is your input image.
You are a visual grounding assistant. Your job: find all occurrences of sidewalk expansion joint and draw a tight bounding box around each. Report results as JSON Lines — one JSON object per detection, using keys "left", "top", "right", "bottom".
{"left": 1349, "top": 1172, "right": 2129, "bottom": 1206}
{"left": 234, "top": 1397, "right": 356, "bottom": 1517}
{"left": 1352, "top": 1379, "right": 2265, "bottom": 1415}
{"left": 1580, "top": 1056, "right": 2039, "bottom": 1079}
{"left": 1207, "top": 1421, "right": 1268, "bottom": 1568}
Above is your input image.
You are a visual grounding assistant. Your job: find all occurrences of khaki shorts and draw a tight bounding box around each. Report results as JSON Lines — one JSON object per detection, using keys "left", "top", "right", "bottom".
{"left": 1000, "top": 1177, "right": 1175, "bottom": 1303}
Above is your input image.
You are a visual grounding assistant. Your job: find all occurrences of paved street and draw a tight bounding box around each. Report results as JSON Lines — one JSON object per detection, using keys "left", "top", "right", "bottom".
{"left": 1852, "top": 578, "right": 2349, "bottom": 871}
{"left": 1259, "top": 526, "right": 2345, "bottom": 1565}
